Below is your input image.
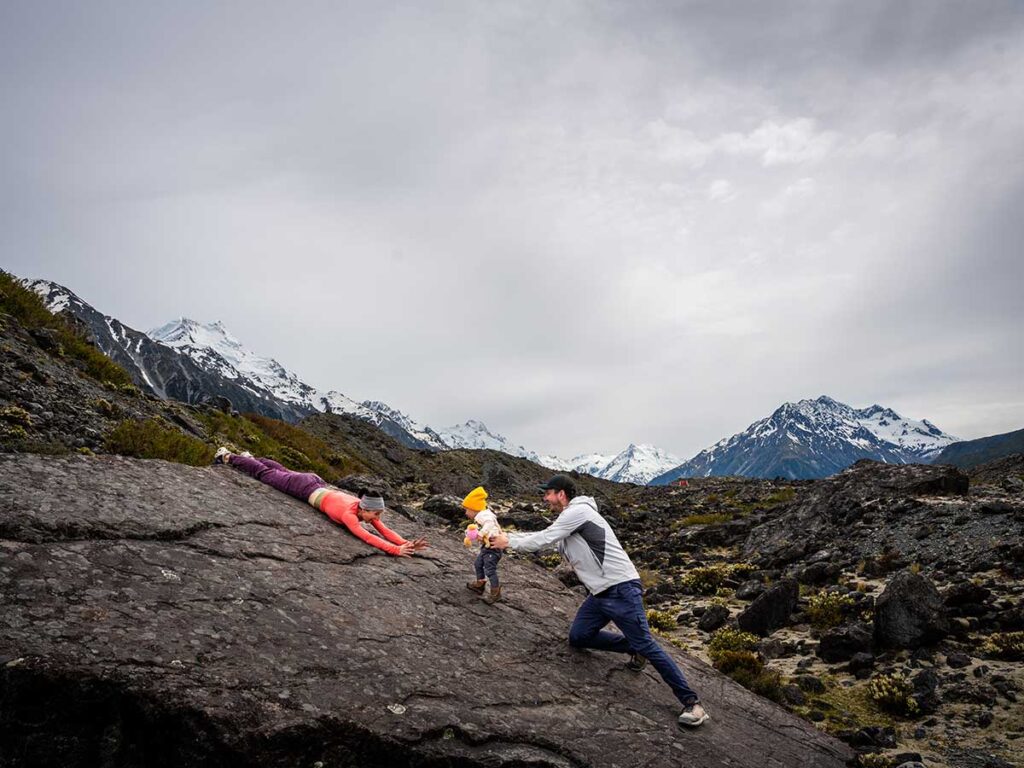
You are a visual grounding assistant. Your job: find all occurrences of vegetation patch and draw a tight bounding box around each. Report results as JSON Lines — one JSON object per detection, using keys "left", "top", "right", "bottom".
{"left": 678, "top": 512, "right": 733, "bottom": 527}
{"left": 855, "top": 755, "right": 895, "bottom": 768}
{"left": 706, "top": 631, "right": 784, "bottom": 702}
{"left": 680, "top": 562, "right": 756, "bottom": 595}
{"left": 105, "top": 418, "right": 214, "bottom": 466}
{"left": 866, "top": 672, "right": 919, "bottom": 717}
{"left": 982, "top": 631, "right": 1024, "bottom": 661}
{"left": 806, "top": 591, "right": 856, "bottom": 629}
{"left": 707, "top": 627, "right": 760, "bottom": 664}
{"left": 646, "top": 608, "right": 678, "bottom": 632}
{"left": 0, "top": 271, "right": 136, "bottom": 389}
{"left": 764, "top": 487, "right": 796, "bottom": 505}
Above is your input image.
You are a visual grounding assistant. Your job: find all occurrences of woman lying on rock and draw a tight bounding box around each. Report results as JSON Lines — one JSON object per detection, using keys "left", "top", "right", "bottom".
{"left": 214, "top": 449, "right": 428, "bottom": 557}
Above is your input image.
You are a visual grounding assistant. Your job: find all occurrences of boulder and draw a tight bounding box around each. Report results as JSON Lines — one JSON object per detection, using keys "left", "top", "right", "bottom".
{"left": 874, "top": 571, "right": 950, "bottom": 649}
{"left": 737, "top": 578, "right": 798, "bottom": 637}
{"left": 0, "top": 455, "right": 853, "bottom": 768}
{"left": 735, "top": 580, "right": 766, "bottom": 601}
{"left": 697, "top": 604, "right": 730, "bottom": 632}
{"left": 816, "top": 624, "right": 873, "bottom": 663}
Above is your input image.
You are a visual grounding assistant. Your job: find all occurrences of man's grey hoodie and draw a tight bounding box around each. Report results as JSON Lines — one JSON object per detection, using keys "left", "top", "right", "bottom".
{"left": 506, "top": 495, "right": 639, "bottom": 594}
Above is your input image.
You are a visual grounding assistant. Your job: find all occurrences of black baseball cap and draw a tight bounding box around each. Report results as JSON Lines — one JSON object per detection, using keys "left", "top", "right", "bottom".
{"left": 539, "top": 475, "right": 577, "bottom": 497}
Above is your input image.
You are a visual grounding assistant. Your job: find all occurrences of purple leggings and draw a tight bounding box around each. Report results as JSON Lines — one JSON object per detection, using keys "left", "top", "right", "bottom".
{"left": 227, "top": 455, "right": 327, "bottom": 502}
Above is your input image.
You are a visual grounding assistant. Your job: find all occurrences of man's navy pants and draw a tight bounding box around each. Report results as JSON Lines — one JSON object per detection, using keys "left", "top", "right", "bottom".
{"left": 568, "top": 579, "right": 699, "bottom": 705}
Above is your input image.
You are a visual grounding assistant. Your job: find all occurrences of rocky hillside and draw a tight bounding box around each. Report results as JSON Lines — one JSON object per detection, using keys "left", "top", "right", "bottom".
{"left": 0, "top": 454, "right": 850, "bottom": 768}
{"left": 23, "top": 279, "right": 312, "bottom": 422}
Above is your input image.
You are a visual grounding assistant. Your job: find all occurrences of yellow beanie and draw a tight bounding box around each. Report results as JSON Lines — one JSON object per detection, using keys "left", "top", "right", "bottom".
{"left": 462, "top": 486, "right": 488, "bottom": 512}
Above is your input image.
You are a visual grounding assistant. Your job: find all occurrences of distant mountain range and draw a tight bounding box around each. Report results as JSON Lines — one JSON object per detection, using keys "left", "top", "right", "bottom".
{"left": 23, "top": 278, "right": 680, "bottom": 481}
{"left": 651, "top": 395, "right": 958, "bottom": 482}
{"left": 26, "top": 278, "right": 983, "bottom": 485}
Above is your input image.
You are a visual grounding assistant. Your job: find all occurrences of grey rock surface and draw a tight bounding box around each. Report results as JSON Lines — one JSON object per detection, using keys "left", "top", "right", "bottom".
{"left": 0, "top": 454, "right": 852, "bottom": 768}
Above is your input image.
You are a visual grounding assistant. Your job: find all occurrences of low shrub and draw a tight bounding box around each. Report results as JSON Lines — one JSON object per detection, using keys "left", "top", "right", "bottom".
{"left": 105, "top": 418, "right": 213, "bottom": 467}
{"left": 678, "top": 512, "right": 733, "bottom": 527}
{"left": 982, "top": 631, "right": 1024, "bottom": 661}
{"left": 707, "top": 627, "right": 760, "bottom": 665}
{"left": 646, "top": 609, "right": 678, "bottom": 632}
{"left": 855, "top": 755, "right": 895, "bottom": 768}
{"left": 806, "top": 591, "right": 856, "bottom": 629}
{"left": 866, "top": 672, "right": 919, "bottom": 717}
{"left": 681, "top": 562, "right": 756, "bottom": 595}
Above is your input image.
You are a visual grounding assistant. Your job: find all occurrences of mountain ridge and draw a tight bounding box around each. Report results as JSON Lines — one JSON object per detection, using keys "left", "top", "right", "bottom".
{"left": 651, "top": 395, "right": 958, "bottom": 482}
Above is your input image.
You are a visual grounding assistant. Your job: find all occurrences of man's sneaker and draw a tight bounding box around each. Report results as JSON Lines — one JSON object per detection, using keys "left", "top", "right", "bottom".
{"left": 212, "top": 447, "right": 231, "bottom": 465}
{"left": 626, "top": 653, "right": 647, "bottom": 672}
{"left": 677, "top": 702, "right": 709, "bottom": 728}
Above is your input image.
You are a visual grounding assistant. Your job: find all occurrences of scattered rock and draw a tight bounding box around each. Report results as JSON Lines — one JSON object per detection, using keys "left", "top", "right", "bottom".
{"left": 817, "top": 623, "right": 873, "bottom": 663}
{"left": 737, "top": 578, "right": 798, "bottom": 637}
{"left": 946, "top": 651, "right": 972, "bottom": 669}
{"left": 697, "top": 604, "right": 730, "bottom": 632}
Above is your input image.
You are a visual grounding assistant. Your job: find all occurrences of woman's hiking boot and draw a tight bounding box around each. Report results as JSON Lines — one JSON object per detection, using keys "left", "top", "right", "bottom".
{"left": 466, "top": 579, "right": 487, "bottom": 594}
{"left": 483, "top": 586, "right": 502, "bottom": 604}
{"left": 677, "top": 702, "right": 709, "bottom": 728}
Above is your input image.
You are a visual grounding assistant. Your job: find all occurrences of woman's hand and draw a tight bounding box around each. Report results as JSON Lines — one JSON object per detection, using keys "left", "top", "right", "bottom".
{"left": 489, "top": 532, "right": 509, "bottom": 549}
{"left": 395, "top": 542, "right": 416, "bottom": 557}
{"left": 409, "top": 537, "right": 429, "bottom": 551}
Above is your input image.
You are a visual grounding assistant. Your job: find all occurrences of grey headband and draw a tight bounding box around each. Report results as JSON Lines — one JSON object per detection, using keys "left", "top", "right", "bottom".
{"left": 358, "top": 495, "right": 386, "bottom": 512}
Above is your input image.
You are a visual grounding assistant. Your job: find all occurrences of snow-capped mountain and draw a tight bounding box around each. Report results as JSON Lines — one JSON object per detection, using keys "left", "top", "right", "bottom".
{"left": 437, "top": 420, "right": 546, "bottom": 462}
{"left": 650, "top": 395, "right": 959, "bottom": 483}
{"left": 147, "top": 318, "right": 448, "bottom": 451}
{"left": 25, "top": 280, "right": 444, "bottom": 449}
{"left": 433, "top": 422, "right": 679, "bottom": 482}
{"left": 23, "top": 280, "right": 310, "bottom": 421}
{"left": 595, "top": 444, "right": 684, "bottom": 484}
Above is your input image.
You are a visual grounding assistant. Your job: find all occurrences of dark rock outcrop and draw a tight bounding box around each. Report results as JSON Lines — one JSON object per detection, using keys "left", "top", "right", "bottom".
{"left": 736, "top": 579, "right": 798, "bottom": 637}
{"left": 816, "top": 624, "right": 874, "bottom": 663}
{"left": 0, "top": 454, "right": 852, "bottom": 768}
{"left": 697, "top": 604, "right": 731, "bottom": 632}
{"left": 874, "top": 571, "right": 950, "bottom": 649}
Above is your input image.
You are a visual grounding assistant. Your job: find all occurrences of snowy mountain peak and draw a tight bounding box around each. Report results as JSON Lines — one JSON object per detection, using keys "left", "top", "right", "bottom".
{"left": 652, "top": 395, "right": 960, "bottom": 483}
{"left": 597, "top": 443, "right": 684, "bottom": 484}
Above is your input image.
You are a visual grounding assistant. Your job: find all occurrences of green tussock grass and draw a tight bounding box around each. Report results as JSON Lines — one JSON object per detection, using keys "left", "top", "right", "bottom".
{"left": 0, "top": 271, "right": 136, "bottom": 390}
{"left": 678, "top": 512, "right": 734, "bottom": 527}
{"left": 105, "top": 418, "right": 213, "bottom": 466}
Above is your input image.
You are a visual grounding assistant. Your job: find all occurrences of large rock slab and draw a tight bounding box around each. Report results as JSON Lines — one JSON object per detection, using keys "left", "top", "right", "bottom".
{"left": 0, "top": 454, "right": 852, "bottom": 768}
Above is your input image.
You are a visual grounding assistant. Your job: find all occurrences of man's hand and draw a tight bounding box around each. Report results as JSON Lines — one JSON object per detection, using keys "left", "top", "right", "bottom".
{"left": 409, "top": 537, "right": 429, "bottom": 551}
{"left": 395, "top": 542, "right": 415, "bottom": 557}
{"left": 489, "top": 532, "right": 509, "bottom": 549}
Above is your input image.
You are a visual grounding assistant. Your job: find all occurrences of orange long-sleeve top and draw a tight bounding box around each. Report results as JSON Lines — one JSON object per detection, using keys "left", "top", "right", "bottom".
{"left": 317, "top": 490, "right": 408, "bottom": 555}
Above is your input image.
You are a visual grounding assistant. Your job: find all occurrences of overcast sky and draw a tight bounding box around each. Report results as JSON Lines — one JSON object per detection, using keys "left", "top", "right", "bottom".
{"left": 3, "top": 1, "right": 1022, "bottom": 459}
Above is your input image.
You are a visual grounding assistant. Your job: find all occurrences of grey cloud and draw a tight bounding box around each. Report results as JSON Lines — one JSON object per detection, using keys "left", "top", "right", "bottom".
{"left": 3, "top": 1, "right": 1022, "bottom": 458}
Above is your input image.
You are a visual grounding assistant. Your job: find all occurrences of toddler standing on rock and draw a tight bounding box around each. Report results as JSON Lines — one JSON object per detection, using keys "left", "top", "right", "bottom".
{"left": 462, "top": 486, "right": 503, "bottom": 604}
